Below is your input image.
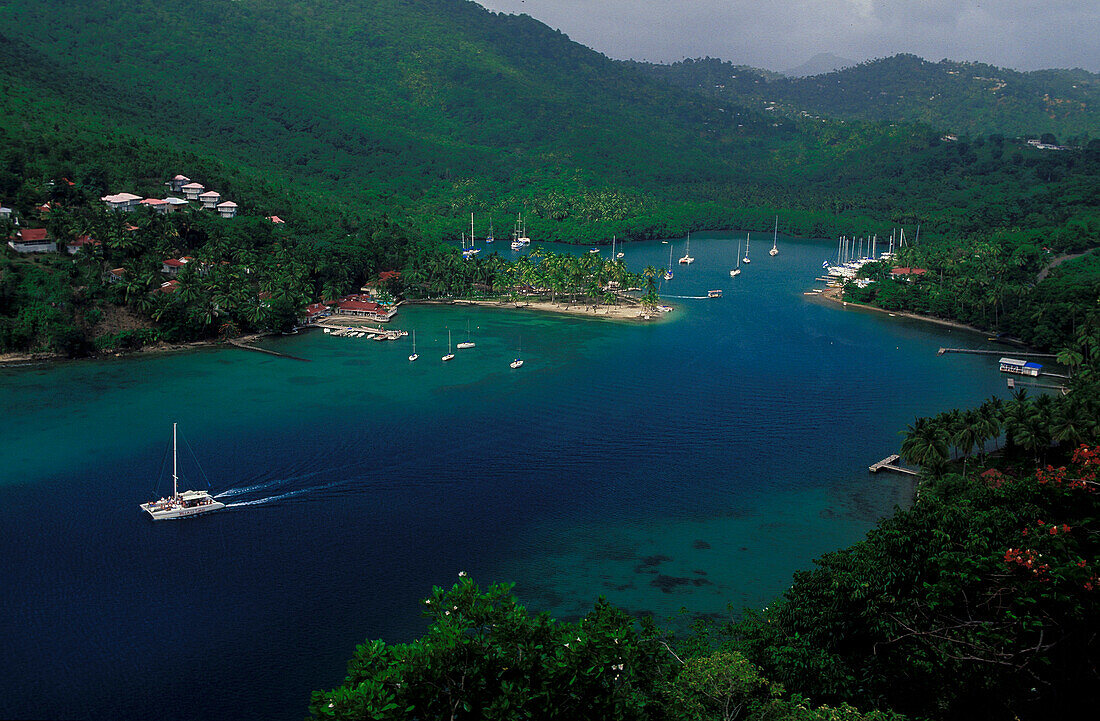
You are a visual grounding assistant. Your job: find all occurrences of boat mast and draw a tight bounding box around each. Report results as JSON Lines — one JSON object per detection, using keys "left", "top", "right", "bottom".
{"left": 471, "top": 212, "right": 475, "bottom": 245}
{"left": 172, "top": 422, "right": 178, "bottom": 500}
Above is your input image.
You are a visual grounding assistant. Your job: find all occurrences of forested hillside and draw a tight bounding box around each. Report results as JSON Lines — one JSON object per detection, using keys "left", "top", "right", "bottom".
{"left": 632, "top": 54, "right": 1100, "bottom": 139}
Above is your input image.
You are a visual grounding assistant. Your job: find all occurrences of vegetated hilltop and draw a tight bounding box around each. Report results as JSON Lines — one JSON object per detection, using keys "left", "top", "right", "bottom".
{"left": 631, "top": 53, "right": 1100, "bottom": 138}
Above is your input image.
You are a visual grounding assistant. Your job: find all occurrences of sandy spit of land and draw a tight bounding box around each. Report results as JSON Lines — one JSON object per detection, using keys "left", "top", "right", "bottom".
{"left": 410, "top": 297, "right": 674, "bottom": 321}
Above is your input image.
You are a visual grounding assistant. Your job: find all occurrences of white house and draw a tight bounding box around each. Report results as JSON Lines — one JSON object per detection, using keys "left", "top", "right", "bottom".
{"left": 198, "top": 190, "right": 221, "bottom": 210}
{"left": 161, "top": 257, "right": 191, "bottom": 276}
{"left": 101, "top": 192, "right": 143, "bottom": 212}
{"left": 164, "top": 197, "right": 189, "bottom": 212}
{"left": 0, "top": 206, "right": 11, "bottom": 220}
{"left": 181, "top": 182, "right": 205, "bottom": 201}
{"left": 8, "top": 228, "right": 56, "bottom": 253}
{"left": 165, "top": 174, "right": 190, "bottom": 193}
{"left": 216, "top": 200, "right": 238, "bottom": 218}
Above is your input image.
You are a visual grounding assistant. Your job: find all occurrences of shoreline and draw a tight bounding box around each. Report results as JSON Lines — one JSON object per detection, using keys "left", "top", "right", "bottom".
{"left": 408, "top": 297, "right": 674, "bottom": 322}
{"left": 811, "top": 286, "right": 992, "bottom": 336}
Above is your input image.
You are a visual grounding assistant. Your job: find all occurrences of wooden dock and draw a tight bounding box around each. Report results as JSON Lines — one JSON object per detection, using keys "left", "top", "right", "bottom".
{"left": 869, "top": 454, "right": 920, "bottom": 476}
{"left": 937, "top": 347, "right": 1057, "bottom": 358}
{"left": 227, "top": 338, "right": 309, "bottom": 361}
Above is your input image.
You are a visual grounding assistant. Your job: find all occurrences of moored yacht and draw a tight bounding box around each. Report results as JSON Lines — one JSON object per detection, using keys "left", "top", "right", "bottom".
{"left": 140, "top": 423, "right": 224, "bottom": 520}
{"left": 678, "top": 233, "right": 694, "bottom": 264}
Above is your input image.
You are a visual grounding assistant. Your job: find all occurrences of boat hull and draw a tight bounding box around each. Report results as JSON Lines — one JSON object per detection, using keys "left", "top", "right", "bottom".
{"left": 140, "top": 500, "right": 225, "bottom": 520}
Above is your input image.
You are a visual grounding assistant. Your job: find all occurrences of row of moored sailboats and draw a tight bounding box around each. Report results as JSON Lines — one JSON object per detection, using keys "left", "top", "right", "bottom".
{"left": 408, "top": 324, "right": 523, "bottom": 368}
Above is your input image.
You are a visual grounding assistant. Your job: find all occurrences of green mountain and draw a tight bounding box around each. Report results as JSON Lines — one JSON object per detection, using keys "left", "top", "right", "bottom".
{"left": 632, "top": 54, "right": 1100, "bottom": 138}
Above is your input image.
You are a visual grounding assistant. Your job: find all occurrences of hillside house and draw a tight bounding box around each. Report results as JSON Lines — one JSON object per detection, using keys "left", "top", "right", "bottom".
{"left": 198, "top": 191, "right": 221, "bottom": 210}
{"left": 161, "top": 257, "right": 191, "bottom": 276}
{"left": 216, "top": 200, "right": 238, "bottom": 218}
{"left": 165, "top": 175, "right": 190, "bottom": 193}
{"left": 101, "top": 192, "right": 143, "bottom": 212}
{"left": 181, "top": 182, "right": 205, "bottom": 201}
{"left": 139, "top": 198, "right": 170, "bottom": 214}
{"left": 164, "top": 197, "right": 189, "bottom": 212}
{"left": 155, "top": 280, "right": 180, "bottom": 294}
{"left": 0, "top": 206, "right": 11, "bottom": 220}
{"left": 8, "top": 228, "right": 56, "bottom": 253}
{"left": 106, "top": 267, "right": 126, "bottom": 284}
{"left": 66, "top": 235, "right": 100, "bottom": 255}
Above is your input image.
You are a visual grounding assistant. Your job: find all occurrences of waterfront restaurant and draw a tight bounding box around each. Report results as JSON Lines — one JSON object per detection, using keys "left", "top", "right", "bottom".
{"left": 334, "top": 295, "right": 398, "bottom": 322}
{"left": 999, "top": 357, "right": 1042, "bottom": 377}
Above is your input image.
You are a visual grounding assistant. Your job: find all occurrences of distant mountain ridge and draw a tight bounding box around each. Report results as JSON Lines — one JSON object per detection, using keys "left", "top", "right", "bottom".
{"left": 782, "top": 52, "right": 855, "bottom": 77}
{"left": 631, "top": 53, "right": 1100, "bottom": 137}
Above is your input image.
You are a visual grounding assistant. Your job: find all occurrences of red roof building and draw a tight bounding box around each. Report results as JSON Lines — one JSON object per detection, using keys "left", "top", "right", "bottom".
{"left": 266, "top": 215, "right": 285, "bottom": 224}
{"left": 154, "top": 280, "right": 180, "bottom": 294}
{"left": 8, "top": 227, "right": 56, "bottom": 253}
{"left": 890, "top": 267, "right": 928, "bottom": 280}
{"left": 300, "top": 302, "right": 331, "bottom": 324}
{"left": 335, "top": 294, "right": 398, "bottom": 321}
{"left": 66, "top": 235, "right": 100, "bottom": 255}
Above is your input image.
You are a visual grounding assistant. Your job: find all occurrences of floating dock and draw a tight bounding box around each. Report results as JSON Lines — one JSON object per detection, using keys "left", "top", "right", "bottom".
{"left": 869, "top": 454, "right": 919, "bottom": 476}
{"left": 937, "top": 347, "right": 1057, "bottom": 358}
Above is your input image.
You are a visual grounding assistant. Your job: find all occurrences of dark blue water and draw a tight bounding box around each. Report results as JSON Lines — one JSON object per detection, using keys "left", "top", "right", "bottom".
{"left": 0, "top": 233, "right": 1009, "bottom": 720}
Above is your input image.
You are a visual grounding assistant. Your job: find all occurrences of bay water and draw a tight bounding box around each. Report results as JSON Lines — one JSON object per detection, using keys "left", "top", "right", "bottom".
{"left": 0, "top": 233, "right": 1009, "bottom": 720}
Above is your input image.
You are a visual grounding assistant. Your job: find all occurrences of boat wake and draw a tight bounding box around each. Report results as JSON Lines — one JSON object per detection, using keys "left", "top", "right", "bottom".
{"left": 214, "top": 462, "right": 362, "bottom": 500}
{"left": 224, "top": 483, "right": 334, "bottom": 508}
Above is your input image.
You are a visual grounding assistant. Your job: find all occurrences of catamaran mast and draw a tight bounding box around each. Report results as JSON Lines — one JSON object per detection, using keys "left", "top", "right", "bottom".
{"left": 172, "top": 422, "right": 178, "bottom": 500}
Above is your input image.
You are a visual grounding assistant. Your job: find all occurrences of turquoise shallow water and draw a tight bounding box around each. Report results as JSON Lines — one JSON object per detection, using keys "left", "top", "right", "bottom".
{"left": 0, "top": 233, "right": 1009, "bottom": 720}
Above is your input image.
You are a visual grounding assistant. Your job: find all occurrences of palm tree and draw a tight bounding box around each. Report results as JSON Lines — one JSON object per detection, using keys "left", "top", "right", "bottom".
{"left": 900, "top": 417, "right": 950, "bottom": 471}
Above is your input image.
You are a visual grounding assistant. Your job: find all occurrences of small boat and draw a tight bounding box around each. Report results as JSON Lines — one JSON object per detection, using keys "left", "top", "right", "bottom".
{"left": 323, "top": 327, "right": 331, "bottom": 334}
{"left": 730, "top": 240, "right": 742, "bottom": 277}
{"left": 139, "top": 423, "right": 224, "bottom": 521}
{"left": 510, "top": 338, "right": 524, "bottom": 368}
{"left": 742, "top": 233, "right": 751, "bottom": 264}
{"left": 456, "top": 320, "right": 476, "bottom": 349}
{"left": 707, "top": 289, "right": 722, "bottom": 298}
{"left": 769, "top": 216, "right": 779, "bottom": 256}
{"left": 678, "top": 233, "right": 694, "bottom": 264}
{"left": 664, "top": 244, "right": 674, "bottom": 280}
{"left": 409, "top": 330, "right": 418, "bottom": 361}
{"left": 442, "top": 330, "right": 455, "bottom": 362}
{"left": 589, "top": 247, "right": 599, "bottom": 254}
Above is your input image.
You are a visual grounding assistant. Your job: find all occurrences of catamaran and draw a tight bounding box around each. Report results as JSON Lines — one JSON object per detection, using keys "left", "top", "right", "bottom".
{"left": 742, "top": 233, "right": 751, "bottom": 264}
{"left": 408, "top": 329, "right": 418, "bottom": 361}
{"left": 730, "top": 240, "right": 742, "bottom": 277}
{"left": 664, "top": 244, "right": 674, "bottom": 280}
{"left": 678, "top": 233, "right": 694, "bottom": 264}
{"left": 769, "top": 216, "right": 779, "bottom": 256}
{"left": 456, "top": 320, "right": 475, "bottom": 349}
{"left": 140, "top": 423, "right": 224, "bottom": 520}
{"left": 442, "top": 329, "right": 455, "bottom": 361}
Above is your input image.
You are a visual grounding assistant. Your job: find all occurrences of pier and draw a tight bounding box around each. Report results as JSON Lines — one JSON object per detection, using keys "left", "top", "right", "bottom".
{"left": 937, "top": 347, "right": 1057, "bottom": 358}
{"left": 227, "top": 337, "right": 310, "bottom": 361}
{"left": 869, "top": 454, "right": 920, "bottom": 476}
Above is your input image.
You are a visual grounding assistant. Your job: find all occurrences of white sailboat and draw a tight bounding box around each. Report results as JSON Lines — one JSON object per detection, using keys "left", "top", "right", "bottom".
{"left": 510, "top": 213, "right": 525, "bottom": 250}
{"left": 485, "top": 215, "right": 494, "bottom": 243}
{"left": 408, "top": 330, "right": 418, "bottom": 361}
{"left": 442, "top": 330, "right": 454, "bottom": 361}
{"left": 664, "top": 244, "right": 674, "bottom": 280}
{"left": 456, "top": 320, "right": 475, "bottom": 349}
{"left": 139, "top": 423, "right": 224, "bottom": 520}
{"left": 730, "top": 240, "right": 742, "bottom": 276}
{"left": 742, "top": 233, "right": 751, "bottom": 264}
{"left": 615, "top": 235, "right": 624, "bottom": 259}
{"left": 678, "top": 233, "right": 694, "bottom": 264}
{"left": 463, "top": 214, "right": 480, "bottom": 257}
{"left": 510, "top": 338, "right": 523, "bottom": 368}
{"left": 769, "top": 216, "right": 779, "bottom": 256}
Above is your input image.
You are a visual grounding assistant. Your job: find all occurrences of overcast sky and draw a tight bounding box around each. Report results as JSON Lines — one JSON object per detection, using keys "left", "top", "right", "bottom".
{"left": 474, "top": 1, "right": 1100, "bottom": 73}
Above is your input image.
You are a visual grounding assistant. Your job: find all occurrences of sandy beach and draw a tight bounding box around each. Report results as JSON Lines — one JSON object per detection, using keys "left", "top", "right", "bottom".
{"left": 812, "top": 285, "right": 991, "bottom": 336}
{"left": 411, "top": 296, "right": 674, "bottom": 321}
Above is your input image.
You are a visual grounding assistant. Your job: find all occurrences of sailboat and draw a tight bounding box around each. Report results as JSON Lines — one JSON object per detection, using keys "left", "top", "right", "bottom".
{"left": 678, "top": 233, "right": 694, "bottom": 264}
{"left": 139, "top": 423, "right": 224, "bottom": 520}
{"left": 485, "top": 215, "right": 494, "bottom": 243}
{"left": 769, "top": 216, "right": 779, "bottom": 256}
{"left": 664, "top": 244, "right": 674, "bottom": 280}
{"left": 510, "top": 213, "right": 525, "bottom": 250}
{"left": 615, "top": 235, "right": 624, "bottom": 259}
{"left": 730, "top": 240, "right": 742, "bottom": 277}
{"left": 510, "top": 337, "right": 523, "bottom": 368}
{"left": 463, "top": 214, "right": 480, "bottom": 257}
{"left": 742, "top": 233, "right": 751, "bottom": 264}
{"left": 442, "top": 330, "right": 454, "bottom": 361}
{"left": 517, "top": 213, "right": 531, "bottom": 244}
{"left": 408, "top": 330, "right": 418, "bottom": 361}
{"left": 456, "top": 320, "right": 475, "bottom": 349}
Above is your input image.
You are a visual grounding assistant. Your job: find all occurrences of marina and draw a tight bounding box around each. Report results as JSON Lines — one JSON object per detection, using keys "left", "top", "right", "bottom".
{"left": 0, "top": 234, "right": 1014, "bottom": 721}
